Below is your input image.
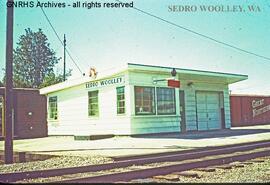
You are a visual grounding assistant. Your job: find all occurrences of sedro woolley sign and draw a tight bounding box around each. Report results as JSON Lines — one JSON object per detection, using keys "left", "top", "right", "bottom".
{"left": 85, "top": 76, "right": 125, "bottom": 89}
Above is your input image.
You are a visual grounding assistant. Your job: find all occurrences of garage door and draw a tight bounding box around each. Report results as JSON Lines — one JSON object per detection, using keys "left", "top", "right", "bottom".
{"left": 196, "top": 92, "right": 221, "bottom": 130}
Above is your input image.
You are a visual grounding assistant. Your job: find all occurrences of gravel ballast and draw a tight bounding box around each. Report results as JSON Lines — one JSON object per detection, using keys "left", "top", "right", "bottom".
{"left": 149, "top": 156, "right": 270, "bottom": 183}
{"left": 0, "top": 155, "right": 113, "bottom": 174}
{"left": 1, "top": 154, "right": 270, "bottom": 183}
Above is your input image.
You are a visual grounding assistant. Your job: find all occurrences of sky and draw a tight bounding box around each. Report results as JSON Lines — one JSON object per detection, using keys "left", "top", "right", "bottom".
{"left": 0, "top": 0, "right": 270, "bottom": 94}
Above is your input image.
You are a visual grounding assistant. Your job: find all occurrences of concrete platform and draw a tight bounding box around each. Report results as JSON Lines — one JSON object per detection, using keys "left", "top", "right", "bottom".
{"left": 0, "top": 125, "right": 270, "bottom": 158}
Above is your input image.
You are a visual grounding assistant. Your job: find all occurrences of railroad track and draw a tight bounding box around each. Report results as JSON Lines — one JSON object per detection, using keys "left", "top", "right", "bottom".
{"left": 1, "top": 140, "right": 270, "bottom": 183}
{"left": 62, "top": 149, "right": 270, "bottom": 183}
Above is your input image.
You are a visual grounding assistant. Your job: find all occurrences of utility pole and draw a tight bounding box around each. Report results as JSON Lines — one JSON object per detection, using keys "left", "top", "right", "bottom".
{"left": 5, "top": 0, "right": 14, "bottom": 164}
{"left": 63, "top": 34, "right": 66, "bottom": 81}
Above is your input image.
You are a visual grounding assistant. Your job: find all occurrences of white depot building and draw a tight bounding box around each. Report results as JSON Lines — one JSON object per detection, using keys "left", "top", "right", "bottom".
{"left": 40, "top": 63, "right": 247, "bottom": 136}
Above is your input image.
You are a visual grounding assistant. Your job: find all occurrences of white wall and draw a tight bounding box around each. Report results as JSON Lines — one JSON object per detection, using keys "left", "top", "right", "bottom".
{"left": 47, "top": 70, "right": 232, "bottom": 136}
{"left": 47, "top": 72, "right": 132, "bottom": 135}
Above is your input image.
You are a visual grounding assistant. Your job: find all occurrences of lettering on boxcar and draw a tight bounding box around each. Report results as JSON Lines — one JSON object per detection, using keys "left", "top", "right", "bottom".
{"left": 252, "top": 99, "right": 270, "bottom": 117}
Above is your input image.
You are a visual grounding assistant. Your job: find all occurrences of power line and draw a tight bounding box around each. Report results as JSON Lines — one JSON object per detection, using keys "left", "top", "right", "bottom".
{"left": 116, "top": 0, "right": 270, "bottom": 61}
{"left": 39, "top": 6, "right": 83, "bottom": 74}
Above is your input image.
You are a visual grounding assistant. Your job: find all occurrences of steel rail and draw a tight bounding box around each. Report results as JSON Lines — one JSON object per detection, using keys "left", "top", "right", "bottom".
{"left": 113, "top": 139, "right": 270, "bottom": 161}
{"left": 116, "top": 140, "right": 270, "bottom": 162}
{"left": 62, "top": 149, "right": 270, "bottom": 183}
{"left": 1, "top": 140, "right": 270, "bottom": 182}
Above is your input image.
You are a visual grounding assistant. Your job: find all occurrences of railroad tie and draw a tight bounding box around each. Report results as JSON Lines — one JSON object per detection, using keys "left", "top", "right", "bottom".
{"left": 250, "top": 159, "right": 265, "bottom": 163}
{"left": 130, "top": 178, "right": 156, "bottom": 183}
{"left": 240, "top": 161, "right": 254, "bottom": 165}
{"left": 115, "top": 181, "right": 128, "bottom": 183}
{"left": 153, "top": 174, "right": 180, "bottom": 181}
{"left": 172, "top": 171, "right": 201, "bottom": 178}
{"left": 233, "top": 163, "right": 245, "bottom": 168}
{"left": 195, "top": 167, "right": 216, "bottom": 172}
{"left": 214, "top": 164, "right": 233, "bottom": 169}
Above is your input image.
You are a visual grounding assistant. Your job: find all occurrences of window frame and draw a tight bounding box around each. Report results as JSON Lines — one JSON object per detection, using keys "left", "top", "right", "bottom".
{"left": 134, "top": 86, "right": 156, "bottom": 115}
{"left": 48, "top": 96, "right": 58, "bottom": 120}
{"left": 88, "top": 90, "right": 99, "bottom": 117}
{"left": 156, "top": 87, "right": 176, "bottom": 115}
{"left": 116, "top": 86, "right": 125, "bottom": 115}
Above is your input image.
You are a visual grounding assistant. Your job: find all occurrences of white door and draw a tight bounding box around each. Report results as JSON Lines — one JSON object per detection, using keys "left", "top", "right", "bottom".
{"left": 196, "top": 92, "right": 221, "bottom": 130}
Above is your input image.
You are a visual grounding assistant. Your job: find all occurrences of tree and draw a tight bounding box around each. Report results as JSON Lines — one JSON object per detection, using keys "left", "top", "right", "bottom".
{"left": 39, "top": 69, "right": 72, "bottom": 88}
{"left": 0, "top": 69, "right": 5, "bottom": 87}
{"left": 13, "top": 28, "right": 70, "bottom": 88}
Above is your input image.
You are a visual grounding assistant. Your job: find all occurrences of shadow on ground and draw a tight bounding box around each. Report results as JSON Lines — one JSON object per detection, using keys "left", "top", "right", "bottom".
{"left": 132, "top": 129, "right": 270, "bottom": 140}
{"left": 31, "top": 146, "right": 194, "bottom": 153}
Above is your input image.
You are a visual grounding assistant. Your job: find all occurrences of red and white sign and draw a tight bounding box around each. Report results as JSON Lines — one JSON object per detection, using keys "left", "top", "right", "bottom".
{"left": 168, "top": 79, "right": 180, "bottom": 88}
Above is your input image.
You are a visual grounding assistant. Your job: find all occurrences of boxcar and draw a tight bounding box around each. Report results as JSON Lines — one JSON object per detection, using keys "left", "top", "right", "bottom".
{"left": 0, "top": 88, "right": 47, "bottom": 139}
{"left": 230, "top": 95, "right": 270, "bottom": 127}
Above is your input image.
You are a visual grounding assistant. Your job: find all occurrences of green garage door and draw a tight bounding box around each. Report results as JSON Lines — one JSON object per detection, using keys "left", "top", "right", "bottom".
{"left": 196, "top": 92, "right": 221, "bottom": 130}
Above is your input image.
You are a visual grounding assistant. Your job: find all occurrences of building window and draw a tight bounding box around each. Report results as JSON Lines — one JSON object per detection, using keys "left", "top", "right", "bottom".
{"left": 157, "top": 87, "right": 176, "bottom": 115}
{"left": 135, "top": 86, "right": 155, "bottom": 115}
{"left": 48, "top": 96, "right": 58, "bottom": 120}
{"left": 117, "top": 87, "right": 125, "bottom": 114}
{"left": 88, "top": 91, "right": 99, "bottom": 116}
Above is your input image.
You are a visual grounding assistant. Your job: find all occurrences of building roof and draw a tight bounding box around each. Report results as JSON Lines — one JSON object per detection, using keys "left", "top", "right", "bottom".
{"left": 230, "top": 94, "right": 270, "bottom": 97}
{"left": 0, "top": 87, "right": 39, "bottom": 91}
{"left": 0, "top": 87, "right": 40, "bottom": 95}
{"left": 40, "top": 63, "right": 248, "bottom": 95}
